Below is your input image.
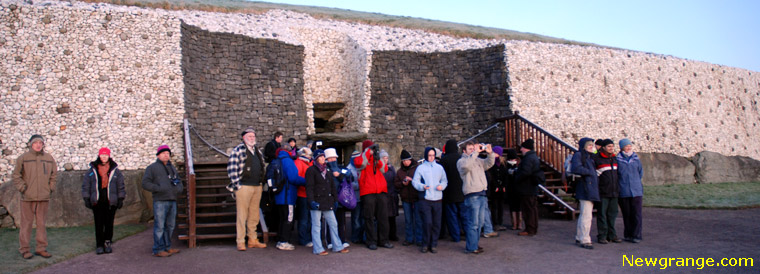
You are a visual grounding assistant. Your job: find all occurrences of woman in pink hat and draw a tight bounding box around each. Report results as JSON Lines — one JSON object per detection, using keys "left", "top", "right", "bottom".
{"left": 81, "top": 147, "right": 126, "bottom": 254}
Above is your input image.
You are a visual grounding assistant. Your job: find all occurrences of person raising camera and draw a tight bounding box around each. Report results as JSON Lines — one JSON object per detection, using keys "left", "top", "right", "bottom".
{"left": 352, "top": 140, "right": 393, "bottom": 250}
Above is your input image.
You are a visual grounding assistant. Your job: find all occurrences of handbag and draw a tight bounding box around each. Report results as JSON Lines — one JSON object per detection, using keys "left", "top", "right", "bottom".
{"left": 337, "top": 179, "right": 357, "bottom": 209}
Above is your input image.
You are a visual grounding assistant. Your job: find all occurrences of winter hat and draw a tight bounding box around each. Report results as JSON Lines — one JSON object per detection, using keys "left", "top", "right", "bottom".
{"left": 400, "top": 150, "right": 413, "bottom": 161}
{"left": 240, "top": 127, "right": 256, "bottom": 137}
{"left": 600, "top": 139, "right": 614, "bottom": 147}
{"left": 520, "top": 139, "right": 535, "bottom": 150}
{"left": 361, "top": 140, "right": 375, "bottom": 151}
{"left": 579, "top": 137, "right": 595, "bottom": 150}
{"left": 619, "top": 138, "right": 632, "bottom": 149}
{"left": 379, "top": 149, "right": 389, "bottom": 159}
{"left": 98, "top": 147, "right": 111, "bottom": 156}
{"left": 298, "top": 147, "right": 313, "bottom": 158}
{"left": 313, "top": 149, "right": 326, "bottom": 160}
{"left": 28, "top": 134, "right": 44, "bottom": 145}
{"left": 350, "top": 150, "right": 361, "bottom": 158}
{"left": 595, "top": 139, "right": 604, "bottom": 147}
{"left": 506, "top": 149, "right": 518, "bottom": 160}
{"left": 493, "top": 146, "right": 504, "bottom": 157}
{"left": 287, "top": 138, "right": 296, "bottom": 144}
{"left": 325, "top": 148, "right": 338, "bottom": 159}
{"left": 156, "top": 144, "right": 171, "bottom": 156}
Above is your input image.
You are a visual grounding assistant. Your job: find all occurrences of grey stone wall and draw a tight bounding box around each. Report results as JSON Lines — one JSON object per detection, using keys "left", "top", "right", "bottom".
{"left": 180, "top": 23, "right": 309, "bottom": 162}
{"left": 368, "top": 45, "right": 510, "bottom": 159}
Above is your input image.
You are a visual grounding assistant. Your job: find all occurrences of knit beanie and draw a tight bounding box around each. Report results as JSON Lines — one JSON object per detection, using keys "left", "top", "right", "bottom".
{"left": 520, "top": 139, "right": 535, "bottom": 150}
{"left": 313, "top": 149, "right": 325, "bottom": 160}
{"left": 156, "top": 144, "right": 171, "bottom": 156}
{"left": 379, "top": 149, "right": 389, "bottom": 159}
{"left": 350, "top": 150, "right": 361, "bottom": 158}
{"left": 361, "top": 140, "right": 374, "bottom": 151}
{"left": 506, "top": 149, "right": 518, "bottom": 160}
{"left": 619, "top": 138, "right": 632, "bottom": 149}
{"left": 400, "top": 150, "right": 413, "bottom": 161}
{"left": 493, "top": 146, "right": 504, "bottom": 157}
{"left": 28, "top": 134, "right": 44, "bottom": 146}
{"left": 98, "top": 147, "right": 111, "bottom": 156}
{"left": 241, "top": 127, "right": 256, "bottom": 137}
{"left": 595, "top": 139, "right": 604, "bottom": 147}
{"left": 600, "top": 139, "right": 614, "bottom": 147}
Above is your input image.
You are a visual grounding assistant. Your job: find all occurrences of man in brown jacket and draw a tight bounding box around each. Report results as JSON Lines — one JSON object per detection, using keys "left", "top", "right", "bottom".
{"left": 12, "top": 134, "right": 57, "bottom": 259}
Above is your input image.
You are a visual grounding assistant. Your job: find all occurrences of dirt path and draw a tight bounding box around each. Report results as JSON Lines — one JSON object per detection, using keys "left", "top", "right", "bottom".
{"left": 34, "top": 207, "right": 760, "bottom": 273}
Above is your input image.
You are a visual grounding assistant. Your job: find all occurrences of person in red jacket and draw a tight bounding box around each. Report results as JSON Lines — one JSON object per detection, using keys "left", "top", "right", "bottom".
{"left": 352, "top": 140, "right": 393, "bottom": 250}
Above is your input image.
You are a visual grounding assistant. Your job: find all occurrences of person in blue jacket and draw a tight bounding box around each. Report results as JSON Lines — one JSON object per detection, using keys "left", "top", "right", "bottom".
{"left": 412, "top": 147, "right": 448, "bottom": 253}
{"left": 274, "top": 149, "right": 306, "bottom": 251}
{"left": 616, "top": 138, "right": 644, "bottom": 243}
{"left": 571, "top": 137, "right": 600, "bottom": 249}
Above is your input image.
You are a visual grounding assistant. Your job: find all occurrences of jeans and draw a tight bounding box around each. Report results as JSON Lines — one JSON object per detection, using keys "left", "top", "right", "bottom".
{"left": 463, "top": 195, "right": 487, "bottom": 252}
{"left": 418, "top": 200, "right": 443, "bottom": 248}
{"left": 481, "top": 204, "right": 494, "bottom": 234}
{"left": 310, "top": 210, "right": 345, "bottom": 254}
{"left": 402, "top": 201, "right": 422, "bottom": 243}
{"left": 443, "top": 202, "right": 464, "bottom": 242}
{"left": 152, "top": 200, "right": 177, "bottom": 254}
{"left": 350, "top": 202, "right": 364, "bottom": 243}
{"left": 296, "top": 197, "right": 311, "bottom": 245}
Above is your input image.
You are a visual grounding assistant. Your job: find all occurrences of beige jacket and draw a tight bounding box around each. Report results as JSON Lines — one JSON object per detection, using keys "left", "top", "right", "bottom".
{"left": 457, "top": 152, "right": 495, "bottom": 196}
{"left": 12, "top": 150, "right": 57, "bottom": 201}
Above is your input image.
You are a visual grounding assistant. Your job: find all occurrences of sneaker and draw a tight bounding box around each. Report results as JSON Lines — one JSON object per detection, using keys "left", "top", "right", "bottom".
{"left": 610, "top": 237, "right": 623, "bottom": 243}
{"left": 327, "top": 244, "right": 333, "bottom": 249}
{"left": 632, "top": 238, "right": 641, "bottom": 243}
{"left": 153, "top": 251, "right": 171, "bottom": 257}
{"left": 35, "top": 251, "right": 52, "bottom": 258}
{"left": 338, "top": 248, "right": 350, "bottom": 254}
{"left": 430, "top": 247, "right": 438, "bottom": 254}
{"left": 381, "top": 242, "right": 394, "bottom": 249}
{"left": 318, "top": 251, "right": 328, "bottom": 256}
{"left": 579, "top": 243, "right": 594, "bottom": 249}
{"left": 104, "top": 240, "right": 113, "bottom": 254}
{"left": 343, "top": 242, "right": 349, "bottom": 248}
{"left": 96, "top": 247, "right": 105, "bottom": 255}
{"left": 483, "top": 232, "right": 499, "bottom": 238}
{"left": 306, "top": 242, "right": 313, "bottom": 247}
{"left": 276, "top": 242, "right": 295, "bottom": 251}
{"left": 598, "top": 239, "right": 609, "bottom": 244}
{"left": 420, "top": 246, "right": 428, "bottom": 253}
{"left": 367, "top": 244, "right": 378, "bottom": 250}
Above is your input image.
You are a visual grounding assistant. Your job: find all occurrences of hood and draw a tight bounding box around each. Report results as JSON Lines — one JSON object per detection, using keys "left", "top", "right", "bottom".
{"left": 578, "top": 137, "right": 594, "bottom": 150}
{"left": 423, "top": 147, "right": 436, "bottom": 162}
{"left": 444, "top": 139, "right": 458, "bottom": 154}
{"left": 277, "top": 150, "right": 291, "bottom": 159}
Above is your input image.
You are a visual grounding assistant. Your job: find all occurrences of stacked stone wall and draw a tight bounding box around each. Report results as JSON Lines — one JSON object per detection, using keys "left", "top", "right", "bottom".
{"left": 369, "top": 45, "right": 510, "bottom": 158}
{"left": 0, "top": 3, "right": 183, "bottom": 183}
{"left": 506, "top": 41, "right": 760, "bottom": 159}
{"left": 181, "top": 23, "right": 309, "bottom": 162}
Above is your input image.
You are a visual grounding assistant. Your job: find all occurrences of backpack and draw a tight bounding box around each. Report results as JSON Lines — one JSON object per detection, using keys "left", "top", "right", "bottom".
{"left": 562, "top": 153, "right": 580, "bottom": 194}
{"left": 338, "top": 179, "right": 357, "bottom": 209}
{"left": 265, "top": 158, "right": 287, "bottom": 194}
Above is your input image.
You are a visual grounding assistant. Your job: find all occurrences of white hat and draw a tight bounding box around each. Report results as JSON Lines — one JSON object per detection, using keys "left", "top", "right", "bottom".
{"left": 324, "top": 148, "right": 338, "bottom": 159}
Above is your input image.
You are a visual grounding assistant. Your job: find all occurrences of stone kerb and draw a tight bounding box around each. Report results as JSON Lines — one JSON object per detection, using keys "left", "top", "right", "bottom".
{"left": 0, "top": 3, "right": 184, "bottom": 184}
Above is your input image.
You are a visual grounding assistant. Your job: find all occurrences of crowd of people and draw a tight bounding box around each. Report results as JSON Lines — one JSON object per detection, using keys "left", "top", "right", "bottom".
{"left": 10, "top": 129, "right": 642, "bottom": 259}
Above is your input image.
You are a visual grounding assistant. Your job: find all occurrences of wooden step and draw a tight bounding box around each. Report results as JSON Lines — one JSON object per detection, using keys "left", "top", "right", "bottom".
{"left": 553, "top": 210, "right": 568, "bottom": 215}
{"left": 196, "top": 202, "right": 234, "bottom": 208}
{"left": 542, "top": 202, "right": 556, "bottom": 206}
{"left": 178, "top": 211, "right": 236, "bottom": 218}
{"left": 196, "top": 176, "right": 229, "bottom": 181}
{"left": 194, "top": 161, "right": 228, "bottom": 166}
{"left": 196, "top": 184, "right": 228, "bottom": 189}
{"left": 178, "top": 222, "right": 236, "bottom": 229}
{"left": 179, "top": 233, "right": 236, "bottom": 240}
{"left": 542, "top": 185, "right": 567, "bottom": 190}
{"left": 196, "top": 193, "right": 232, "bottom": 198}
{"left": 195, "top": 168, "right": 228, "bottom": 173}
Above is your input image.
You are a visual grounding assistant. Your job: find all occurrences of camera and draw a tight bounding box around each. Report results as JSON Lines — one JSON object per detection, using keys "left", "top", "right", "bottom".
{"left": 171, "top": 177, "right": 182, "bottom": 186}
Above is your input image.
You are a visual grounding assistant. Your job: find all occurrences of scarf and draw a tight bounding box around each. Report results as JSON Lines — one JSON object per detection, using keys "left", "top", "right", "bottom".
{"left": 314, "top": 161, "right": 327, "bottom": 173}
{"left": 97, "top": 162, "right": 110, "bottom": 189}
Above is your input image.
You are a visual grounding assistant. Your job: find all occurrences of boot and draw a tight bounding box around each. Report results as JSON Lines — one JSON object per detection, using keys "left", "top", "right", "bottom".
{"left": 248, "top": 238, "right": 266, "bottom": 249}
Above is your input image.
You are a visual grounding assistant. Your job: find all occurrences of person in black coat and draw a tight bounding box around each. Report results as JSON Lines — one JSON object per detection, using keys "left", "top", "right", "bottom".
{"left": 512, "top": 139, "right": 542, "bottom": 236}
{"left": 440, "top": 139, "right": 465, "bottom": 242}
{"left": 264, "top": 131, "right": 283, "bottom": 163}
{"left": 487, "top": 146, "right": 509, "bottom": 231}
{"left": 503, "top": 149, "right": 521, "bottom": 230}
{"left": 306, "top": 150, "right": 349, "bottom": 255}
{"left": 593, "top": 139, "right": 621, "bottom": 244}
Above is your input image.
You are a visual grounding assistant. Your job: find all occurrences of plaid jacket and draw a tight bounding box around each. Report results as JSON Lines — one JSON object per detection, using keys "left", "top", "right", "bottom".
{"left": 226, "top": 143, "right": 265, "bottom": 192}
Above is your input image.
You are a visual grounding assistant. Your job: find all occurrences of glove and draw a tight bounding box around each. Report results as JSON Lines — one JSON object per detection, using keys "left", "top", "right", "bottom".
{"left": 117, "top": 198, "right": 124, "bottom": 209}
{"left": 84, "top": 198, "right": 93, "bottom": 209}
{"left": 310, "top": 201, "right": 320, "bottom": 210}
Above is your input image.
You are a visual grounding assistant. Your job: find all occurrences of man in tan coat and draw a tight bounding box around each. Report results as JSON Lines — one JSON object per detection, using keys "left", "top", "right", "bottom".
{"left": 12, "top": 134, "right": 57, "bottom": 259}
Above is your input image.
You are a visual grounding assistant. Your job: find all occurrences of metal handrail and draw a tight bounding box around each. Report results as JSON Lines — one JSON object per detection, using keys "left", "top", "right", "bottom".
{"left": 457, "top": 123, "right": 500, "bottom": 147}
{"left": 183, "top": 119, "right": 195, "bottom": 175}
{"left": 189, "top": 124, "right": 229, "bottom": 157}
{"left": 538, "top": 185, "right": 576, "bottom": 213}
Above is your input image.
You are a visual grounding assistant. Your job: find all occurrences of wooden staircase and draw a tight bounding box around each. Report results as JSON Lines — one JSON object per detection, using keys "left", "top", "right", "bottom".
{"left": 499, "top": 112, "right": 580, "bottom": 220}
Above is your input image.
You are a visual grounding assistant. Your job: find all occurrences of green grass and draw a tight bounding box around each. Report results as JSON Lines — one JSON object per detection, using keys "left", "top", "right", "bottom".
{"left": 0, "top": 224, "right": 148, "bottom": 274}
{"left": 643, "top": 182, "right": 760, "bottom": 209}
{"left": 80, "top": 0, "right": 603, "bottom": 47}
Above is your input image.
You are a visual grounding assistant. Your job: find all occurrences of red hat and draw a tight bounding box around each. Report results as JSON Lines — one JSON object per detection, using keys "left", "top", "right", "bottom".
{"left": 156, "top": 144, "right": 171, "bottom": 156}
{"left": 361, "top": 140, "right": 374, "bottom": 151}
{"left": 98, "top": 147, "right": 111, "bottom": 156}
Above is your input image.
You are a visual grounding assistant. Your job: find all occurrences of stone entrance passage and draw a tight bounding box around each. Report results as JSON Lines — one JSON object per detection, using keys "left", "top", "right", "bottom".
{"left": 313, "top": 102, "right": 346, "bottom": 133}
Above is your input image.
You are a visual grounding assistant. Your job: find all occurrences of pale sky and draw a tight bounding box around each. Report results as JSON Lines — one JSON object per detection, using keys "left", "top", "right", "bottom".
{"left": 258, "top": 0, "right": 760, "bottom": 72}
